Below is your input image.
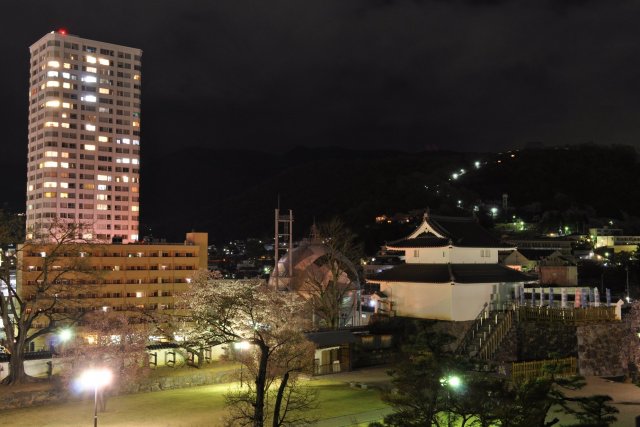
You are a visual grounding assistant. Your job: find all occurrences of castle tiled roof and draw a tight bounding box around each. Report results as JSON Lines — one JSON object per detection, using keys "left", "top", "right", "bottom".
{"left": 387, "top": 232, "right": 449, "bottom": 248}
{"left": 369, "top": 263, "right": 534, "bottom": 284}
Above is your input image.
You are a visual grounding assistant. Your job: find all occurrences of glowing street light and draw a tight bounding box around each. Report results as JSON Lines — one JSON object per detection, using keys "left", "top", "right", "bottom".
{"left": 59, "top": 328, "right": 73, "bottom": 343}
{"left": 78, "top": 368, "right": 112, "bottom": 427}
{"left": 440, "top": 375, "right": 463, "bottom": 427}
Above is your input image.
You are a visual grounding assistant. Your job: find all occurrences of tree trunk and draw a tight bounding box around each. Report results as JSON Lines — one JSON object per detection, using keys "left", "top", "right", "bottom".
{"left": 254, "top": 343, "right": 270, "bottom": 427}
{"left": 4, "top": 343, "right": 27, "bottom": 385}
{"left": 272, "top": 371, "right": 290, "bottom": 427}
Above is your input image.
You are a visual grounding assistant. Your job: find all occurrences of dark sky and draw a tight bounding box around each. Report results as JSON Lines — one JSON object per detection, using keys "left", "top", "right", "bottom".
{"left": 3, "top": 0, "right": 640, "bottom": 160}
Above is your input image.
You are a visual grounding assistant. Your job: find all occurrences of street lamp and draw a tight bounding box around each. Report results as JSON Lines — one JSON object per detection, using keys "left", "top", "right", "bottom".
{"left": 78, "top": 368, "right": 112, "bottom": 427}
{"left": 59, "top": 328, "right": 73, "bottom": 343}
{"left": 440, "top": 375, "right": 462, "bottom": 427}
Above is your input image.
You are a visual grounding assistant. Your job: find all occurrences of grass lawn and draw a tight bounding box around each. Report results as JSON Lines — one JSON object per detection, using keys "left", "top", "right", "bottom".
{"left": 0, "top": 378, "right": 388, "bottom": 427}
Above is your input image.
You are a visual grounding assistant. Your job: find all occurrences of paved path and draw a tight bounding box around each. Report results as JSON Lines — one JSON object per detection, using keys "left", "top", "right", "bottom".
{"left": 558, "top": 376, "right": 640, "bottom": 426}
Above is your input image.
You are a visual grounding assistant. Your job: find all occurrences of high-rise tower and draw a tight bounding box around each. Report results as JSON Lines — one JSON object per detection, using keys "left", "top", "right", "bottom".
{"left": 26, "top": 30, "right": 142, "bottom": 242}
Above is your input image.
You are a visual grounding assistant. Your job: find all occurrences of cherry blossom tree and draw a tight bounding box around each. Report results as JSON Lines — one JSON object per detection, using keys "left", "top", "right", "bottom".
{"left": 176, "top": 273, "right": 315, "bottom": 427}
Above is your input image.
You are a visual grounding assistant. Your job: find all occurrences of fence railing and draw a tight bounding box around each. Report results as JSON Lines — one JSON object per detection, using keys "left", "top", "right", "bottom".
{"left": 455, "top": 303, "right": 490, "bottom": 355}
{"left": 511, "top": 357, "right": 577, "bottom": 382}
{"left": 516, "top": 306, "right": 617, "bottom": 323}
{"left": 479, "top": 310, "right": 514, "bottom": 360}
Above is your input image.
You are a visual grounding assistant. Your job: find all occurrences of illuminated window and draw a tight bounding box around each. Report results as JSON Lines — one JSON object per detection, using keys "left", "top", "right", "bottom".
{"left": 62, "top": 72, "right": 71, "bottom": 79}
{"left": 44, "top": 192, "right": 57, "bottom": 198}
{"left": 28, "top": 185, "right": 34, "bottom": 191}
{"left": 43, "top": 161, "right": 58, "bottom": 168}
{"left": 82, "top": 95, "right": 97, "bottom": 103}
{"left": 132, "top": 121, "right": 140, "bottom": 127}
{"left": 132, "top": 139, "right": 140, "bottom": 146}
{"left": 133, "top": 74, "right": 141, "bottom": 80}
{"left": 43, "top": 182, "right": 57, "bottom": 188}
{"left": 46, "top": 81, "right": 60, "bottom": 88}
{"left": 98, "top": 136, "right": 108, "bottom": 142}
{"left": 44, "top": 121, "right": 59, "bottom": 127}
{"left": 62, "top": 102, "right": 72, "bottom": 109}
{"left": 84, "top": 144, "right": 96, "bottom": 151}
{"left": 85, "top": 124, "right": 96, "bottom": 131}
{"left": 86, "top": 66, "right": 97, "bottom": 73}
{"left": 61, "top": 152, "right": 69, "bottom": 158}
{"left": 59, "top": 193, "right": 69, "bottom": 198}
{"left": 45, "top": 100, "right": 61, "bottom": 108}
{"left": 60, "top": 162, "right": 69, "bottom": 168}
{"left": 131, "top": 206, "right": 139, "bottom": 212}
{"left": 82, "top": 75, "right": 97, "bottom": 83}
{"left": 97, "top": 185, "right": 107, "bottom": 190}
{"left": 47, "top": 71, "right": 59, "bottom": 77}
{"left": 97, "top": 175, "right": 111, "bottom": 181}
{"left": 61, "top": 122, "right": 70, "bottom": 128}
{"left": 47, "top": 60, "right": 60, "bottom": 68}
{"left": 63, "top": 63, "right": 71, "bottom": 69}
{"left": 96, "top": 194, "right": 108, "bottom": 200}
{"left": 85, "top": 184, "right": 96, "bottom": 190}
{"left": 97, "top": 204, "right": 108, "bottom": 210}
{"left": 44, "top": 151, "right": 58, "bottom": 157}
{"left": 60, "top": 182, "right": 69, "bottom": 188}
{"left": 98, "top": 88, "right": 110, "bottom": 94}
{"left": 98, "top": 58, "right": 110, "bottom": 66}
{"left": 62, "top": 82, "right": 71, "bottom": 89}
{"left": 86, "top": 56, "right": 97, "bottom": 64}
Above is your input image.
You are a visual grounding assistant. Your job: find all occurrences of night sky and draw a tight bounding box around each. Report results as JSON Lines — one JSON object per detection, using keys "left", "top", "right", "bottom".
{"left": 3, "top": 0, "right": 640, "bottom": 161}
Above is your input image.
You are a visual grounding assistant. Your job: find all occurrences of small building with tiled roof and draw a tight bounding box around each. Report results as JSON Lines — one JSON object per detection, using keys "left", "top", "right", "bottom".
{"left": 369, "top": 213, "right": 535, "bottom": 321}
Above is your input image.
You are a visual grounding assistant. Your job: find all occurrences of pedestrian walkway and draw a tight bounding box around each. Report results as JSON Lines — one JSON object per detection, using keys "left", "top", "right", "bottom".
{"left": 558, "top": 376, "right": 640, "bottom": 426}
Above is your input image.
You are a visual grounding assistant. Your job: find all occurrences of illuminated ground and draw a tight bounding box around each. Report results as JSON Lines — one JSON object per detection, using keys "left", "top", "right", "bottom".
{"left": 0, "top": 378, "right": 389, "bottom": 427}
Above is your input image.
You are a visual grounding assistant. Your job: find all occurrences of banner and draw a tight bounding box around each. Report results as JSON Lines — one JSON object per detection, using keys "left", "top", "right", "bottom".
{"left": 561, "top": 288, "right": 567, "bottom": 308}
{"left": 575, "top": 288, "right": 581, "bottom": 308}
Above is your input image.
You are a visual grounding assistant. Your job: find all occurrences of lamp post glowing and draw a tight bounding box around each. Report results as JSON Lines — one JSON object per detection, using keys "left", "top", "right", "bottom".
{"left": 78, "top": 368, "right": 112, "bottom": 427}
{"left": 440, "top": 375, "right": 462, "bottom": 427}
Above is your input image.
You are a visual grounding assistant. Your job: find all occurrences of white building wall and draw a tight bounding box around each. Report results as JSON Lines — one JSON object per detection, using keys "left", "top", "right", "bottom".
{"left": 404, "top": 247, "right": 450, "bottom": 264}
{"left": 450, "top": 247, "right": 497, "bottom": 264}
{"left": 403, "top": 246, "right": 497, "bottom": 264}
{"left": 379, "top": 281, "right": 453, "bottom": 320}
{"left": 450, "top": 283, "right": 496, "bottom": 321}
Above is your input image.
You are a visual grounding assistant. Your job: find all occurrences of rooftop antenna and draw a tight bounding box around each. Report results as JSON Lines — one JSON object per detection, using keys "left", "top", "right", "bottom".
{"left": 274, "top": 197, "right": 293, "bottom": 289}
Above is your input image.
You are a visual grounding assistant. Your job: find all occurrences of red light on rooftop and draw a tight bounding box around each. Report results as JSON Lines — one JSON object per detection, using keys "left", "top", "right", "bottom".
{"left": 58, "top": 28, "right": 68, "bottom": 35}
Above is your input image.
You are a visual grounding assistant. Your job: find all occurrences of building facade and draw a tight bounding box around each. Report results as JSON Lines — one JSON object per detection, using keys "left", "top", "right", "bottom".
{"left": 17, "top": 232, "right": 208, "bottom": 337}
{"left": 27, "top": 30, "right": 142, "bottom": 243}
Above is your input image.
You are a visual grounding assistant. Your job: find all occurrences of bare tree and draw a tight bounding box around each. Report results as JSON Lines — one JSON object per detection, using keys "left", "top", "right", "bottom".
{"left": 0, "top": 219, "right": 98, "bottom": 384}
{"left": 175, "top": 273, "right": 316, "bottom": 427}
{"left": 302, "top": 219, "right": 362, "bottom": 329}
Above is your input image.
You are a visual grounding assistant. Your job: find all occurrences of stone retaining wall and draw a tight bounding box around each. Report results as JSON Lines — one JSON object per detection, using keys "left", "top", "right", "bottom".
{"left": 0, "top": 365, "right": 237, "bottom": 411}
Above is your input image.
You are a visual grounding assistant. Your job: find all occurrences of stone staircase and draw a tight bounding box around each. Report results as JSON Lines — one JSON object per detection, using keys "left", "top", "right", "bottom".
{"left": 456, "top": 304, "right": 515, "bottom": 361}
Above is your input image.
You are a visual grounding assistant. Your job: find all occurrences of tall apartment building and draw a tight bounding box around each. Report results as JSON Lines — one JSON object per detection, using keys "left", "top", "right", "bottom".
{"left": 27, "top": 30, "right": 142, "bottom": 243}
